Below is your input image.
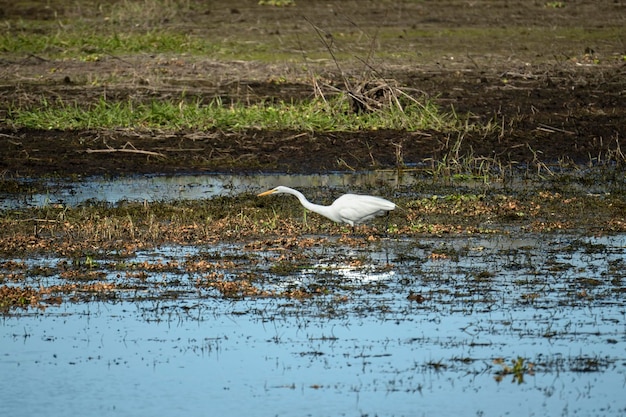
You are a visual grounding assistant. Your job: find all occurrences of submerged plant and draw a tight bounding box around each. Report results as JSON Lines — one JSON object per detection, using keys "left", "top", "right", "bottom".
{"left": 493, "top": 357, "right": 535, "bottom": 384}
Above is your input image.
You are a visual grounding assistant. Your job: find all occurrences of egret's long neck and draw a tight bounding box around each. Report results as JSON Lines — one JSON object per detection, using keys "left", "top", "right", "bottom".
{"left": 289, "top": 189, "right": 337, "bottom": 222}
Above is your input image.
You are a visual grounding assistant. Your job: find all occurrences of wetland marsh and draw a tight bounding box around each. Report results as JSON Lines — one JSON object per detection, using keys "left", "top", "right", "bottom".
{"left": 2, "top": 174, "right": 626, "bottom": 417}
{"left": 1, "top": 1, "right": 625, "bottom": 416}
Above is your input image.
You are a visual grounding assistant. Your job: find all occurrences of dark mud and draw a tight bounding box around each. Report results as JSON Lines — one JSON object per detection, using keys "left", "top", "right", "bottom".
{"left": 0, "top": 0, "right": 625, "bottom": 176}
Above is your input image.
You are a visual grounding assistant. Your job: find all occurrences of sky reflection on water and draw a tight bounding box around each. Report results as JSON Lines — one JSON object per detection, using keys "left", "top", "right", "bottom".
{"left": 0, "top": 171, "right": 409, "bottom": 209}
{"left": 1, "top": 233, "right": 625, "bottom": 417}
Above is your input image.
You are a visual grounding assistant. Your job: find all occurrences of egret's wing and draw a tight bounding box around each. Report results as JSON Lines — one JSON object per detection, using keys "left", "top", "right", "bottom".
{"left": 334, "top": 194, "right": 395, "bottom": 225}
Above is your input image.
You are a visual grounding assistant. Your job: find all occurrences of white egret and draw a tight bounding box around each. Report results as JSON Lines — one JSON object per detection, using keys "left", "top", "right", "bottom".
{"left": 257, "top": 186, "right": 395, "bottom": 227}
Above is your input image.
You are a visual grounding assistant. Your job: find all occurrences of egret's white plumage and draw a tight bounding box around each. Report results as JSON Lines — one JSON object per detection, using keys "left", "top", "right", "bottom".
{"left": 257, "top": 186, "right": 395, "bottom": 227}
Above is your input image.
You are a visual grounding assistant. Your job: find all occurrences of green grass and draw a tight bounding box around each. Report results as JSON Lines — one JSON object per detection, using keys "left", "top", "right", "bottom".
{"left": 0, "top": 27, "right": 382, "bottom": 62}
{"left": 1, "top": 0, "right": 622, "bottom": 65}
{"left": 3, "top": 22, "right": 620, "bottom": 63}
{"left": 0, "top": 31, "right": 217, "bottom": 57}
{"left": 7, "top": 96, "right": 459, "bottom": 132}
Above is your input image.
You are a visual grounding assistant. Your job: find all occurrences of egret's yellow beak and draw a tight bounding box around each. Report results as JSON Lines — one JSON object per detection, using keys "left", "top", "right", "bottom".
{"left": 257, "top": 189, "right": 276, "bottom": 197}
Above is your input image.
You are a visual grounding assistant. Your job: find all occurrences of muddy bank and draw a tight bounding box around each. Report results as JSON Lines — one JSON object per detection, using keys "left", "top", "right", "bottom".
{"left": 1, "top": 61, "right": 625, "bottom": 176}
{"left": 1, "top": 0, "right": 624, "bottom": 177}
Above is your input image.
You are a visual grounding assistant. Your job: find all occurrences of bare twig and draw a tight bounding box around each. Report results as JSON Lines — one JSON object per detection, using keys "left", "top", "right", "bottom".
{"left": 536, "top": 124, "right": 576, "bottom": 135}
{"left": 85, "top": 142, "right": 166, "bottom": 158}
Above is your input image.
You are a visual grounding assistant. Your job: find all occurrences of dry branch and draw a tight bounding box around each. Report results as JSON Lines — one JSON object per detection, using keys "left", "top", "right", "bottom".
{"left": 84, "top": 141, "right": 166, "bottom": 158}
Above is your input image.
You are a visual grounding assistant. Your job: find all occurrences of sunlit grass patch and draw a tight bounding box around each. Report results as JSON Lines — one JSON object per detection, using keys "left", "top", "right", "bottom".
{"left": 7, "top": 95, "right": 459, "bottom": 132}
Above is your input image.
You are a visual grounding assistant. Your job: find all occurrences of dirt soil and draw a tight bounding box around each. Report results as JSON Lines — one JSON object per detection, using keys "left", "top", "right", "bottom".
{"left": 1, "top": 0, "right": 625, "bottom": 177}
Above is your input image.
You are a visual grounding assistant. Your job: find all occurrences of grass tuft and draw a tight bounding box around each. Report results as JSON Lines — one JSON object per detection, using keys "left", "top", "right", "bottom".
{"left": 7, "top": 95, "right": 459, "bottom": 132}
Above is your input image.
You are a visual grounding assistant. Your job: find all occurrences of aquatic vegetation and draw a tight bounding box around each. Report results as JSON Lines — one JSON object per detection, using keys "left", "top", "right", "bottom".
{"left": 0, "top": 285, "right": 41, "bottom": 311}
{"left": 494, "top": 357, "right": 535, "bottom": 384}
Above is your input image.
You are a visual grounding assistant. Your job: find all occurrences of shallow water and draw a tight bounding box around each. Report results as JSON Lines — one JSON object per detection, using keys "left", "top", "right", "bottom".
{"left": 2, "top": 233, "right": 625, "bottom": 417}
{"left": 0, "top": 171, "right": 415, "bottom": 209}
{"left": 2, "top": 168, "right": 609, "bottom": 209}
